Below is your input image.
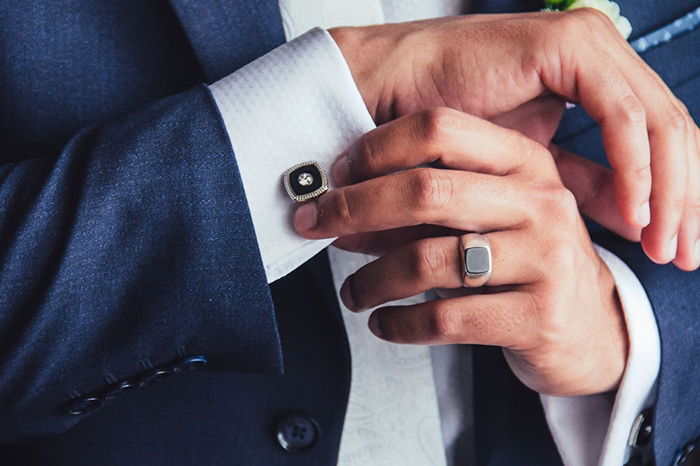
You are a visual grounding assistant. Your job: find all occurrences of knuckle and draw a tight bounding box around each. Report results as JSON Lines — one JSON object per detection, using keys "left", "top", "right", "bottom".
{"left": 411, "top": 240, "right": 447, "bottom": 281}
{"left": 510, "top": 132, "right": 542, "bottom": 166}
{"left": 624, "top": 163, "right": 652, "bottom": 183}
{"left": 335, "top": 189, "right": 355, "bottom": 223}
{"left": 677, "top": 99, "right": 691, "bottom": 116}
{"left": 535, "top": 185, "right": 580, "bottom": 224}
{"left": 556, "top": 11, "right": 586, "bottom": 36}
{"left": 558, "top": 8, "right": 605, "bottom": 36}
{"left": 528, "top": 142, "right": 557, "bottom": 175}
{"left": 571, "top": 6, "right": 616, "bottom": 35}
{"left": 410, "top": 168, "right": 453, "bottom": 212}
{"left": 416, "top": 107, "right": 457, "bottom": 146}
{"left": 354, "top": 135, "right": 379, "bottom": 171}
{"left": 568, "top": 6, "right": 608, "bottom": 24}
{"left": 667, "top": 106, "right": 689, "bottom": 134}
{"left": 428, "top": 302, "right": 463, "bottom": 341}
{"left": 617, "top": 94, "right": 646, "bottom": 127}
{"left": 553, "top": 188, "right": 579, "bottom": 219}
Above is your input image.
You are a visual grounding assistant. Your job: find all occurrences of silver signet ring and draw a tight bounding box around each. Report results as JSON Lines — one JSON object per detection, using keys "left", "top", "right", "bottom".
{"left": 460, "top": 233, "right": 492, "bottom": 288}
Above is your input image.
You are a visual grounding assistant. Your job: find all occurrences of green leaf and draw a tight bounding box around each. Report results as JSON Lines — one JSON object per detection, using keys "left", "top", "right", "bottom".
{"left": 543, "top": 0, "right": 576, "bottom": 10}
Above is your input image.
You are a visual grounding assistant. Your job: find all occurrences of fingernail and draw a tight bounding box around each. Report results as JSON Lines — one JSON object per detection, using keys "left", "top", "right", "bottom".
{"left": 667, "top": 234, "right": 679, "bottom": 261}
{"left": 333, "top": 154, "right": 350, "bottom": 186}
{"left": 636, "top": 202, "right": 651, "bottom": 227}
{"left": 368, "top": 313, "right": 383, "bottom": 338}
{"left": 295, "top": 202, "right": 317, "bottom": 232}
{"left": 340, "top": 278, "right": 356, "bottom": 311}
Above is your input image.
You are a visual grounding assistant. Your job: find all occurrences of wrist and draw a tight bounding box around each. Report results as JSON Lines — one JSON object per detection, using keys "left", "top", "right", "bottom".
{"left": 597, "top": 262, "right": 630, "bottom": 392}
{"left": 328, "top": 26, "right": 382, "bottom": 121}
{"left": 329, "top": 25, "right": 420, "bottom": 124}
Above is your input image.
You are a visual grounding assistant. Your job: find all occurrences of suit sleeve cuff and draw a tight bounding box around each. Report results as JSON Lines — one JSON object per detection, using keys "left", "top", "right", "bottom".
{"left": 208, "top": 27, "right": 375, "bottom": 283}
{"left": 540, "top": 244, "right": 660, "bottom": 466}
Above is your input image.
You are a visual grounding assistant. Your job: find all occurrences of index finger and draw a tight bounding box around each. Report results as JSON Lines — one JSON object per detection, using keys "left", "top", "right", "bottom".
{"left": 552, "top": 47, "right": 653, "bottom": 228}
{"left": 332, "top": 107, "right": 554, "bottom": 185}
{"left": 536, "top": 9, "right": 652, "bottom": 227}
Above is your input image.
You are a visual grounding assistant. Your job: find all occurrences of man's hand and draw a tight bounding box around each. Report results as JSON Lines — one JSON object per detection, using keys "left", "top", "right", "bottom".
{"left": 329, "top": 10, "right": 700, "bottom": 270}
{"left": 295, "top": 108, "right": 628, "bottom": 396}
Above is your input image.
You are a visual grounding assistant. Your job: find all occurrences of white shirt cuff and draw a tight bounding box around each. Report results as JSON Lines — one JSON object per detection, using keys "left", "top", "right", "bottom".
{"left": 209, "top": 27, "right": 376, "bottom": 283}
{"left": 540, "top": 245, "right": 660, "bottom": 466}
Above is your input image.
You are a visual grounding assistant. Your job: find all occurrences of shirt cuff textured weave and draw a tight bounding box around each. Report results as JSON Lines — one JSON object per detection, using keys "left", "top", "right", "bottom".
{"left": 209, "top": 28, "right": 375, "bottom": 283}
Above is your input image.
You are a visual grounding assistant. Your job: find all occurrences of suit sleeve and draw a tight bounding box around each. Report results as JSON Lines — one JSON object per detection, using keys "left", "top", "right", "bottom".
{"left": 594, "top": 231, "right": 700, "bottom": 466}
{"left": 0, "top": 84, "right": 282, "bottom": 442}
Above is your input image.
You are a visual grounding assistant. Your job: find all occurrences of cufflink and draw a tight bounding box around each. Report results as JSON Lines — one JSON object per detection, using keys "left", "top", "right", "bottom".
{"left": 283, "top": 161, "right": 328, "bottom": 202}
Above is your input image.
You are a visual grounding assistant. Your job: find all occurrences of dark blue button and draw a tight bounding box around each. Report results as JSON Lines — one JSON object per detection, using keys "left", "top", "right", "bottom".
{"left": 67, "top": 397, "right": 103, "bottom": 416}
{"left": 102, "top": 380, "right": 137, "bottom": 401}
{"left": 636, "top": 416, "right": 653, "bottom": 447}
{"left": 138, "top": 368, "right": 171, "bottom": 387}
{"left": 171, "top": 355, "right": 207, "bottom": 372}
{"left": 630, "top": 410, "right": 653, "bottom": 448}
{"left": 276, "top": 414, "right": 320, "bottom": 453}
{"left": 675, "top": 441, "right": 699, "bottom": 465}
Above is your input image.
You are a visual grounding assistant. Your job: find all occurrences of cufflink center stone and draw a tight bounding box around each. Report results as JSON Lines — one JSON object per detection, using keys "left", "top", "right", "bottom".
{"left": 298, "top": 172, "right": 314, "bottom": 186}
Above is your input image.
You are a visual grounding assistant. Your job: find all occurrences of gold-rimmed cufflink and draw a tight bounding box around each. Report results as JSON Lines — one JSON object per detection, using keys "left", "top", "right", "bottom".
{"left": 283, "top": 161, "right": 328, "bottom": 202}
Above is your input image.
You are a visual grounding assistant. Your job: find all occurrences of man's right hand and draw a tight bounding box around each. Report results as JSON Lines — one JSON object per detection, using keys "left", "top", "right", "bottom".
{"left": 329, "top": 10, "right": 700, "bottom": 271}
{"left": 296, "top": 108, "right": 630, "bottom": 397}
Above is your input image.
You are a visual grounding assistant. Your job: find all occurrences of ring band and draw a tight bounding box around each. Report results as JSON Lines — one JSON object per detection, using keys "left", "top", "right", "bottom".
{"left": 460, "top": 233, "right": 492, "bottom": 287}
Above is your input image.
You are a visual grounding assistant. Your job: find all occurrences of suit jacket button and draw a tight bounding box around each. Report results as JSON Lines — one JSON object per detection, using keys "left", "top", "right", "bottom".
{"left": 138, "top": 368, "right": 171, "bottom": 387}
{"left": 629, "top": 410, "right": 653, "bottom": 448}
{"left": 171, "top": 355, "right": 207, "bottom": 372}
{"left": 102, "top": 380, "right": 137, "bottom": 401}
{"left": 675, "top": 440, "right": 699, "bottom": 465}
{"left": 67, "top": 397, "right": 102, "bottom": 416}
{"left": 276, "top": 414, "right": 320, "bottom": 453}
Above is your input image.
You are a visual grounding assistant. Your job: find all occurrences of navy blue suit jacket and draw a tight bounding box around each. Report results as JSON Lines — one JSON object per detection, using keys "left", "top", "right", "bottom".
{"left": 0, "top": 1, "right": 699, "bottom": 465}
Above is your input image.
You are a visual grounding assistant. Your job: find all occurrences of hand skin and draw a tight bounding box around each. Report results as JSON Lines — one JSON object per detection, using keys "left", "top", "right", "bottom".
{"left": 294, "top": 108, "right": 628, "bottom": 397}
{"left": 329, "top": 10, "right": 700, "bottom": 271}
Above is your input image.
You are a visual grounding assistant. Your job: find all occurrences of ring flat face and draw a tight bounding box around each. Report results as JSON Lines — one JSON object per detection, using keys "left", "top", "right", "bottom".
{"left": 465, "top": 247, "right": 490, "bottom": 275}
{"left": 283, "top": 161, "right": 328, "bottom": 202}
{"left": 460, "top": 233, "right": 492, "bottom": 287}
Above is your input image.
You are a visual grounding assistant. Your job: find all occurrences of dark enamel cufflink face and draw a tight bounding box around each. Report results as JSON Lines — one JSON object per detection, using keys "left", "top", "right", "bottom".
{"left": 283, "top": 161, "right": 328, "bottom": 202}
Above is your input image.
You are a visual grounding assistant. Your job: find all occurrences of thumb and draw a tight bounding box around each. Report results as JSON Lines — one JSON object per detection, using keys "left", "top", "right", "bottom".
{"left": 489, "top": 95, "right": 566, "bottom": 147}
{"left": 552, "top": 145, "right": 641, "bottom": 242}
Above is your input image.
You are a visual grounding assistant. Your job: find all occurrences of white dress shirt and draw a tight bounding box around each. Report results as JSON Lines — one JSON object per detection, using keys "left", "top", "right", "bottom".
{"left": 208, "top": 1, "right": 662, "bottom": 465}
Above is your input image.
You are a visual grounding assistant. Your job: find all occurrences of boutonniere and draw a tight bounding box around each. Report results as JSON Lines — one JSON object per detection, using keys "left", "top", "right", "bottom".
{"left": 543, "top": 0, "right": 632, "bottom": 39}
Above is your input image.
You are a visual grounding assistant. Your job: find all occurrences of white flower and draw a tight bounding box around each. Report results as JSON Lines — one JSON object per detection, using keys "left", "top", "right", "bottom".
{"left": 567, "top": 0, "right": 633, "bottom": 38}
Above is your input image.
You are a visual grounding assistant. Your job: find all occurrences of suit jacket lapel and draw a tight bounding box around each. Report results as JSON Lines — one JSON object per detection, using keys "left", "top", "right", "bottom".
{"left": 167, "top": 0, "right": 286, "bottom": 82}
